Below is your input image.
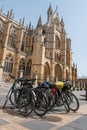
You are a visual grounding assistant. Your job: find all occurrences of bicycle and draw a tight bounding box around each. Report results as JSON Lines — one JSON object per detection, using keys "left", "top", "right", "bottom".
{"left": 3, "top": 74, "right": 36, "bottom": 116}
{"left": 3, "top": 74, "right": 24, "bottom": 109}
{"left": 3, "top": 74, "right": 48, "bottom": 117}
{"left": 62, "top": 81, "right": 79, "bottom": 112}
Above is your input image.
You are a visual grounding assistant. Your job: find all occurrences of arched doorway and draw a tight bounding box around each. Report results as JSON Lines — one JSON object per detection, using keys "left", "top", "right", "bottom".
{"left": 44, "top": 62, "right": 50, "bottom": 81}
{"left": 66, "top": 69, "right": 69, "bottom": 80}
{"left": 55, "top": 64, "right": 62, "bottom": 81}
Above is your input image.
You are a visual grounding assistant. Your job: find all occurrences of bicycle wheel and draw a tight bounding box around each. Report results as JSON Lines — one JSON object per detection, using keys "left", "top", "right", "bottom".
{"left": 9, "top": 88, "right": 20, "bottom": 106}
{"left": 65, "top": 90, "right": 79, "bottom": 112}
{"left": 61, "top": 92, "right": 70, "bottom": 113}
{"left": 46, "top": 90, "right": 55, "bottom": 111}
{"left": 18, "top": 90, "right": 34, "bottom": 116}
{"left": 34, "top": 91, "right": 48, "bottom": 116}
{"left": 41, "top": 89, "right": 55, "bottom": 111}
{"left": 55, "top": 92, "right": 63, "bottom": 107}
{"left": 55, "top": 91, "right": 70, "bottom": 113}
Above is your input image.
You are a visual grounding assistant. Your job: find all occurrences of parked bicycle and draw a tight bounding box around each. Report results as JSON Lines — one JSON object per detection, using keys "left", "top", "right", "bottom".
{"left": 62, "top": 81, "right": 79, "bottom": 112}
{"left": 3, "top": 74, "right": 48, "bottom": 117}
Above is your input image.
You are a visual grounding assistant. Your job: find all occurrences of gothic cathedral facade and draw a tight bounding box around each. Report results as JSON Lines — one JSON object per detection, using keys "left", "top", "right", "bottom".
{"left": 0, "top": 4, "right": 77, "bottom": 86}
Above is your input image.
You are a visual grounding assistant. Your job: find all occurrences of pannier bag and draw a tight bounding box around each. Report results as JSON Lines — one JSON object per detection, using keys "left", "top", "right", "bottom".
{"left": 55, "top": 81, "right": 64, "bottom": 89}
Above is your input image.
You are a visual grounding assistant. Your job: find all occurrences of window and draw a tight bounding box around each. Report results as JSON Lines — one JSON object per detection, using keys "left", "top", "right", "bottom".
{"left": 21, "top": 40, "right": 24, "bottom": 51}
{"left": 19, "top": 58, "right": 25, "bottom": 75}
{"left": 0, "top": 22, "right": 4, "bottom": 33}
{"left": 4, "top": 54, "right": 13, "bottom": 73}
{"left": 0, "top": 22, "right": 4, "bottom": 44}
{"left": 55, "top": 36, "right": 60, "bottom": 49}
{"left": 26, "top": 60, "right": 32, "bottom": 75}
{"left": 9, "top": 36, "right": 16, "bottom": 48}
{"left": 8, "top": 27, "right": 17, "bottom": 48}
{"left": 21, "top": 32, "right": 26, "bottom": 52}
{"left": 42, "top": 30, "right": 45, "bottom": 35}
{"left": 0, "top": 35, "right": 2, "bottom": 44}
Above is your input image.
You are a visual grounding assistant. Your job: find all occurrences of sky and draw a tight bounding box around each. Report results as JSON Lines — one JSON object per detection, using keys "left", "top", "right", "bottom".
{"left": 0, "top": 0, "right": 87, "bottom": 77}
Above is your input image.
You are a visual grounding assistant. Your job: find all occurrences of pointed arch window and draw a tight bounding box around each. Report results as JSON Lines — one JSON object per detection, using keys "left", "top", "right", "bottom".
{"left": 55, "top": 36, "right": 60, "bottom": 49}
{"left": 0, "top": 22, "right": 4, "bottom": 33}
{"left": 8, "top": 27, "right": 17, "bottom": 48}
{"left": 0, "top": 22, "right": 4, "bottom": 44}
{"left": 21, "top": 40, "right": 24, "bottom": 51}
{"left": 19, "top": 58, "right": 25, "bottom": 75}
{"left": 26, "top": 60, "right": 32, "bottom": 75}
{"left": 21, "top": 32, "right": 26, "bottom": 52}
{"left": 42, "top": 30, "right": 45, "bottom": 35}
{"left": 0, "top": 34, "right": 2, "bottom": 44}
{"left": 4, "top": 54, "right": 13, "bottom": 73}
{"left": 9, "top": 36, "right": 16, "bottom": 48}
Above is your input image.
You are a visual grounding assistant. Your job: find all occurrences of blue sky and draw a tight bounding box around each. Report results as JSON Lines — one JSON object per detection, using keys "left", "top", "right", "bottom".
{"left": 0, "top": 0, "right": 87, "bottom": 77}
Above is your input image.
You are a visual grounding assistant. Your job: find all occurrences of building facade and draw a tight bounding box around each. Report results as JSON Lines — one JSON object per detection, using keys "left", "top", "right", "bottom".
{"left": 0, "top": 4, "right": 77, "bottom": 86}
{"left": 77, "top": 77, "right": 87, "bottom": 88}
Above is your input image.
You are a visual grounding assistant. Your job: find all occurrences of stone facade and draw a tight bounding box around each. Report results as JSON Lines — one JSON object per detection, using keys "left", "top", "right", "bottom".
{"left": 0, "top": 4, "right": 77, "bottom": 86}
{"left": 77, "top": 77, "right": 87, "bottom": 88}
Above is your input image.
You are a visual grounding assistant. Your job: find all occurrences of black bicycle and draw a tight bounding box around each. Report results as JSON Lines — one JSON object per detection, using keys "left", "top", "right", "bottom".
{"left": 3, "top": 74, "right": 48, "bottom": 117}
{"left": 3, "top": 74, "right": 24, "bottom": 109}
{"left": 62, "top": 80, "right": 80, "bottom": 112}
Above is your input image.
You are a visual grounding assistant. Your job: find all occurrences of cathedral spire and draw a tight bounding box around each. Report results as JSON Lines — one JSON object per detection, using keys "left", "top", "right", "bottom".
{"left": 61, "top": 17, "right": 64, "bottom": 26}
{"left": 22, "top": 17, "right": 25, "bottom": 25}
{"left": 9, "top": 9, "right": 14, "bottom": 19}
{"left": 7, "top": 11, "right": 10, "bottom": 18}
{"left": 61, "top": 17, "right": 65, "bottom": 32}
{"left": 47, "top": 3, "right": 53, "bottom": 21}
{"left": 37, "top": 15, "right": 42, "bottom": 28}
{"left": 7, "top": 9, "right": 14, "bottom": 19}
{"left": 28, "top": 22, "right": 32, "bottom": 31}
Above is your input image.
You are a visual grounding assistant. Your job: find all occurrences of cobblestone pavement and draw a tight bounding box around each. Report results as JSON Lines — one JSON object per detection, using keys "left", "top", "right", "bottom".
{"left": 0, "top": 86, "right": 87, "bottom": 130}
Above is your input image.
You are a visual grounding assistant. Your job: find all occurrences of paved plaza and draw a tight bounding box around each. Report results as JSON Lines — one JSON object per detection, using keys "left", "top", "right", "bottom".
{"left": 0, "top": 85, "right": 87, "bottom": 130}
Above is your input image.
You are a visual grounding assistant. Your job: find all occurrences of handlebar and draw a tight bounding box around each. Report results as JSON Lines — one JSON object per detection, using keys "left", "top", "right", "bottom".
{"left": 9, "top": 74, "right": 36, "bottom": 83}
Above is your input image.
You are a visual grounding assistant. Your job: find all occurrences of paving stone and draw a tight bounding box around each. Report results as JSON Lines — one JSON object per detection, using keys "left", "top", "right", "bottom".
{"left": 19, "top": 119, "right": 56, "bottom": 130}
{"left": 0, "top": 118, "right": 9, "bottom": 126}
{"left": 57, "top": 126, "right": 78, "bottom": 130}
{"left": 67, "top": 122, "right": 87, "bottom": 130}
{"left": 0, "top": 123, "right": 29, "bottom": 130}
{"left": 75, "top": 115, "right": 87, "bottom": 125}
{"left": 57, "top": 115, "right": 87, "bottom": 130}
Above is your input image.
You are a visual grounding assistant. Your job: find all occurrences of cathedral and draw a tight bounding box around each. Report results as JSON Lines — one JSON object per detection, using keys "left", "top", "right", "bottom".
{"left": 0, "top": 4, "right": 77, "bottom": 86}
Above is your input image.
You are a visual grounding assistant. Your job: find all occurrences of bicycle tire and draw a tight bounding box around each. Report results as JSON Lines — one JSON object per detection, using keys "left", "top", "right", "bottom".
{"left": 55, "top": 91, "right": 70, "bottom": 113}
{"left": 9, "top": 88, "right": 20, "bottom": 107}
{"left": 34, "top": 92, "right": 48, "bottom": 116}
{"left": 18, "top": 90, "right": 34, "bottom": 116}
{"left": 61, "top": 92, "right": 70, "bottom": 113}
{"left": 65, "top": 90, "right": 79, "bottom": 112}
